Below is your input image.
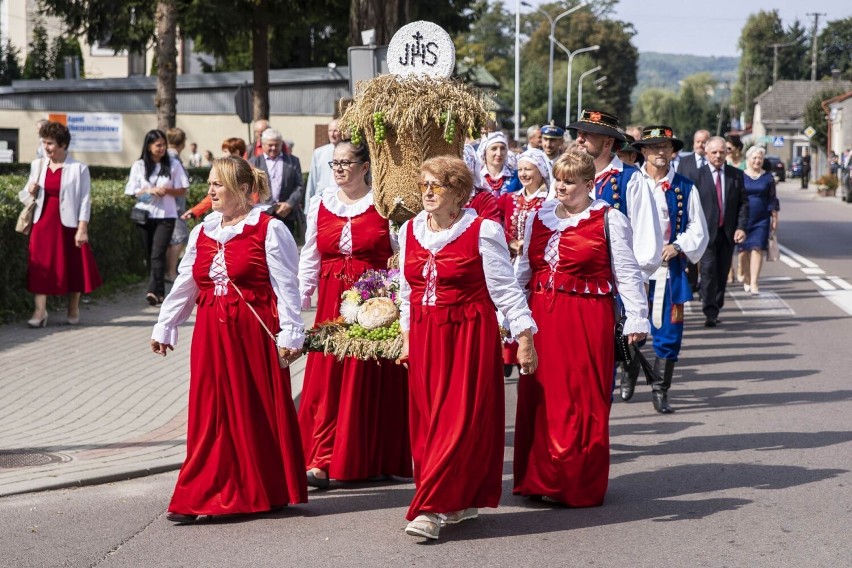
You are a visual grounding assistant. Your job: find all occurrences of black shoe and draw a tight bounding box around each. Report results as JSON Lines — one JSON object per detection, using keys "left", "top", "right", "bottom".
{"left": 166, "top": 512, "right": 199, "bottom": 524}
{"left": 306, "top": 470, "right": 330, "bottom": 489}
{"left": 652, "top": 391, "right": 674, "bottom": 414}
{"left": 704, "top": 317, "right": 717, "bottom": 328}
{"left": 503, "top": 364, "right": 514, "bottom": 378}
{"left": 146, "top": 293, "right": 159, "bottom": 306}
{"left": 620, "top": 356, "right": 640, "bottom": 402}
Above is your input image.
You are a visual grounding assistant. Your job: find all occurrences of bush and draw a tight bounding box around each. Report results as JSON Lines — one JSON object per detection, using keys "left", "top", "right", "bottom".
{"left": 0, "top": 173, "right": 208, "bottom": 322}
{"left": 816, "top": 174, "right": 839, "bottom": 191}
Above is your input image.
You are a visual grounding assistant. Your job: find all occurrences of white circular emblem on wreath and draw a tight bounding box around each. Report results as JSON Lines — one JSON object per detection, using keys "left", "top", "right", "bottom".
{"left": 387, "top": 21, "right": 455, "bottom": 79}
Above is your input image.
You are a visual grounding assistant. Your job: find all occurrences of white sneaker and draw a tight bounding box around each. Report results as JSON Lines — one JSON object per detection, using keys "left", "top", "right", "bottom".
{"left": 441, "top": 508, "right": 479, "bottom": 525}
{"left": 405, "top": 513, "right": 440, "bottom": 540}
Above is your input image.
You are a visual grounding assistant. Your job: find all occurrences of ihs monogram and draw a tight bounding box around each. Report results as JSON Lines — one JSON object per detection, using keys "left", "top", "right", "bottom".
{"left": 398, "top": 32, "right": 440, "bottom": 67}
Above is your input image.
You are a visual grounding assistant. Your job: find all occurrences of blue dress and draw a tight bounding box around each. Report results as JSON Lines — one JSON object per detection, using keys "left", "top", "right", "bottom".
{"left": 739, "top": 172, "right": 777, "bottom": 251}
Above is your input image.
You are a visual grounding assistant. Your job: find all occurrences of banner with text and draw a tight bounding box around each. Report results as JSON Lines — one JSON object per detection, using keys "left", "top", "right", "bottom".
{"left": 48, "top": 112, "right": 123, "bottom": 153}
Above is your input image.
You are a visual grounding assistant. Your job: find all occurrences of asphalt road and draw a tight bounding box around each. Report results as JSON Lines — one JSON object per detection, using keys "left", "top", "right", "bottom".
{"left": 1, "top": 181, "right": 850, "bottom": 568}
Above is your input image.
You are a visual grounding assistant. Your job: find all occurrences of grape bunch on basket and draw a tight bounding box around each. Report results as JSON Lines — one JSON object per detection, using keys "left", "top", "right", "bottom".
{"left": 304, "top": 269, "right": 405, "bottom": 361}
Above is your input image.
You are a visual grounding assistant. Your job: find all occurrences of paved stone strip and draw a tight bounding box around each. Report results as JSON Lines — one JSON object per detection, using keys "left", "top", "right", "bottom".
{"left": 0, "top": 287, "right": 316, "bottom": 497}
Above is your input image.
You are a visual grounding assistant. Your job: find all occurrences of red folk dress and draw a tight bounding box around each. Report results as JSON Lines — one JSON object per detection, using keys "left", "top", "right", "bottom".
{"left": 27, "top": 167, "right": 101, "bottom": 295}
{"left": 403, "top": 216, "right": 504, "bottom": 521}
{"left": 168, "top": 213, "right": 307, "bottom": 515}
{"left": 298, "top": 191, "right": 411, "bottom": 480}
{"left": 513, "top": 203, "right": 616, "bottom": 507}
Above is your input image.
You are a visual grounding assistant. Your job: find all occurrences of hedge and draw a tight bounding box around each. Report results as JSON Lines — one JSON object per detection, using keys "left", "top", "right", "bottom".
{"left": 0, "top": 173, "right": 209, "bottom": 323}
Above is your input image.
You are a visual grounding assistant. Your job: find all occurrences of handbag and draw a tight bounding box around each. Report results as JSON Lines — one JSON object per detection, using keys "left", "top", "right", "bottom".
{"left": 15, "top": 159, "right": 46, "bottom": 235}
{"left": 229, "top": 276, "right": 290, "bottom": 369}
{"left": 130, "top": 207, "right": 150, "bottom": 225}
{"left": 766, "top": 231, "right": 780, "bottom": 262}
{"left": 603, "top": 210, "right": 631, "bottom": 363}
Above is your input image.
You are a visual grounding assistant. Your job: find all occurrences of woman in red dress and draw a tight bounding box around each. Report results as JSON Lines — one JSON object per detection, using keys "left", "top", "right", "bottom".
{"left": 499, "top": 148, "right": 551, "bottom": 373}
{"left": 479, "top": 131, "right": 518, "bottom": 196}
{"left": 151, "top": 156, "right": 306, "bottom": 523}
{"left": 20, "top": 121, "right": 101, "bottom": 327}
{"left": 513, "top": 150, "right": 649, "bottom": 506}
{"left": 298, "top": 141, "right": 411, "bottom": 488}
{"left": 398, "top": 156, "right": 538, "bottom": 540}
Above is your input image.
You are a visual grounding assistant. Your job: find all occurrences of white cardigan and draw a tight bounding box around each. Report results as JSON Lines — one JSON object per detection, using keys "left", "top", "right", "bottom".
{"left": 18, "top": 157, "right": 91, "bottom": 229}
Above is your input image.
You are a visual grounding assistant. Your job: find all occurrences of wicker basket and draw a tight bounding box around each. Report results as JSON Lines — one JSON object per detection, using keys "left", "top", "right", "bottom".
{"left": 342, "top": 75, "right": 487, "bottom": 224}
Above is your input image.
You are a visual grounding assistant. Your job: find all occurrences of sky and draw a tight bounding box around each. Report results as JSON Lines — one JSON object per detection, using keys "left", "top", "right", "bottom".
{"left": 519, "top": 0, "right": 851, "bottom": 57}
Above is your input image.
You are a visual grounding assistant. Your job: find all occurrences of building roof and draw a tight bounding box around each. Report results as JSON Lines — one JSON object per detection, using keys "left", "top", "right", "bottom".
{"left": 823, "top": 90, "right": 852, "bottom": 106}
{"left": 755, "top": 80, "right": 852, "bottom": 124}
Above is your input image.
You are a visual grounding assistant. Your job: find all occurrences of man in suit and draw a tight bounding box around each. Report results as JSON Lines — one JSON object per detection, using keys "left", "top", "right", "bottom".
{"left": 249, "top": 128, "right": 305, "bottom": 243}
{"left": 677, "top": 129, "right": 710, "bottom": 183}
{"left": 694, "top": 136, "right": 749, "bottom": 327}
{"left": 305, "top": 119, "right": 341, "bottom": 208}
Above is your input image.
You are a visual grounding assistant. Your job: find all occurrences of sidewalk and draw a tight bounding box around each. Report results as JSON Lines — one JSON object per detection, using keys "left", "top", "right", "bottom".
{"left": 0, "top": 284, "right": 316, "bottom": 497}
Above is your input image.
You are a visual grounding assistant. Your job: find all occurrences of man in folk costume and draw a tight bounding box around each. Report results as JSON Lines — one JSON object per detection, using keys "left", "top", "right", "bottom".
{"left": 630, "top": 126, "right": 708, "bottom": 413}
{"left": 564, "top": 109, "right": 663, "bottom": 391}
{"left": 566, "top": 109, "right": 662, "bottom": 279}
{"left": 540, "top": 122, "right": 565, "bottom": 168}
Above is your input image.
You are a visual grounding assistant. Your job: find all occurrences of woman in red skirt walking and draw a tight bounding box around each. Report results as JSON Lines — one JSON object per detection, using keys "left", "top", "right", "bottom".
{"left": 513, "top": 150, "right": 648, "bottom": 507}
{"left": 150, "top": 156, "right": 306, "bottom": 523}
{"left": 19, "top": 121, "right": 101, "bottom": 327}
{"left": 398, "top": 156, "right": 538, "bottom": 540}
{"left": 298, "top": 141, "right": 411, "bottom": 488}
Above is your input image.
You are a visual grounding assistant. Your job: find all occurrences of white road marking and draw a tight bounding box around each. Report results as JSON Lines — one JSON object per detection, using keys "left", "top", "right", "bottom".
{"left": 801, "top": 267, "right": 826, "bottom": 275}
{"left": 729, "top": 290, "right": 795, "bottom": 316}
{"left": 821, "top": 291, "right": 852, "bottom": 316}
{"left": 778, "top": 244, "right": 819, "bottom": 268}
{"left": 761, "top": 276, "right": 794, "bottom": 282}
{"left": 807, "top": 276, "right": 837, "bottom": 291}
{"left": 780, "top": 254, "right": 802, "bottom": 268}
{"left": 827, "top": 276, "right": 852, "bottom": 291}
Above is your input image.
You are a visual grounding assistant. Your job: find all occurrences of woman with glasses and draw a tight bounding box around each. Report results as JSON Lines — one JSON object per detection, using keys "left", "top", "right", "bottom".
{"left": 513, "top": 150, "right": 648, "bottom": 507}
{"left": 398, "top": 156, "right": 537, "bottom": 540}
{"left": 726, "top": 135, "right": 746, "bottom": 170}
{"left": 297, "top": 141, "right": 411, "bottom": 489}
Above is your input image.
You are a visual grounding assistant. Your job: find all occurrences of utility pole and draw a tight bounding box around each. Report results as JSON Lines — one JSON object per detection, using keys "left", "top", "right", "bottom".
{"left": 806, "top": 12, "right": 826, "bottom": 82}
{"left": 770, "top": 42, "right": 795, "bottom": 85}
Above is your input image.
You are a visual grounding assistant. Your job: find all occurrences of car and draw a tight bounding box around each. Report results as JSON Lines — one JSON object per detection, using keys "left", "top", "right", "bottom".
{"left": 790, "top": 156, "right": 803, "bottom": 178}
{"left": 763, "top": 155, "right": 786, "bottom": 182}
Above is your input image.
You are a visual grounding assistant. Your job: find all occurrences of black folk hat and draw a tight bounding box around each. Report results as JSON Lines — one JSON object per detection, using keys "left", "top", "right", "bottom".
{"left": 632, "top": 125, "right": 684, "bottom": 152}
{"left": 567, "top": 109, "right": 626, "bottom": 142}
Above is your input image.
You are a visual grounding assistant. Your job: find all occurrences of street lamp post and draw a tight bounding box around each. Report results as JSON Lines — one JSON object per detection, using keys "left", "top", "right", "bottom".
{"left": 577, "top": 65, "right": 602, "bottom": 121}
{"left": 514, "top": 0, "right": 520, "bottom": 142}
{"left": 521, "top": 1, "right": 588, "bottom": 123}
{"left": 552, "top": 38, "right": 599, "bottom": 126}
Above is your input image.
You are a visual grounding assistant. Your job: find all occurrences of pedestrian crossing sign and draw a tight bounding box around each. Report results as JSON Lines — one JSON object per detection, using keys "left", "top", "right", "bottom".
{"left": 772, "top": 136, "right": 784, "bottom": 147}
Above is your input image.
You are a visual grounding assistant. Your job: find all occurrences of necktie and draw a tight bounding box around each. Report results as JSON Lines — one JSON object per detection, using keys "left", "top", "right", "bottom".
{"left": 715, "top": 169, "right": 724, "bottom": 228}
{"left": 699, "top": 156, "right": 706, "bottom": 169}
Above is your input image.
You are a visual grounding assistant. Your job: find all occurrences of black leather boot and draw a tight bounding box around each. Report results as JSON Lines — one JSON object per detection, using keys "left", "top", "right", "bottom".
{"left": 620, "top": 348, "right": 641, "bottom": 401}
{"left": 651, "top": 358, "right": 675, "bottom": 414}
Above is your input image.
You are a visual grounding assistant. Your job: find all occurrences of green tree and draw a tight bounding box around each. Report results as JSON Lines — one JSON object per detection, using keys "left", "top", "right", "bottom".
{"left": 40, "top": 0, "right": 178, "bottom": 129}
{"left": 816, "top": 17, "right": 852, "bottom": 80}
{"left": 732, "top": 10, "right": 783, "bottom": 123}
{"left": 23, "top": 19, "right": 53, "bottom": 79}
{"left": 50, "top": 36, "right": 85, "bottom": 79}
{"left": 631, "top": 73, "right": 720, "bottom": 148}
{"left": 803, "top": 88, "right": 844, "bottom": 149}
{"left": 0, "top": 40, "right": 23, "bottom": 85}
{"left": 733, "top": 11, "right": 812, "bottom": 124}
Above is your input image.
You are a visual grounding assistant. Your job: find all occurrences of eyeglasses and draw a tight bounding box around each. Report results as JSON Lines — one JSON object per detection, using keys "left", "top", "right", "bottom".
{"left": 417, "top": 181, "right": 447, "bottom": 194}
{"left": 328, "top": 160, "right": 363, "bottom": 170}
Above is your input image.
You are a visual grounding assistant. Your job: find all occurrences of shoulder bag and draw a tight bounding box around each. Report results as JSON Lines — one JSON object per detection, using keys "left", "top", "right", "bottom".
{"left": 15, "top": 159, "right": 46, "bottom": 235}
{"left": 229, "top": 276, "right": 290, "bottom": 369}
